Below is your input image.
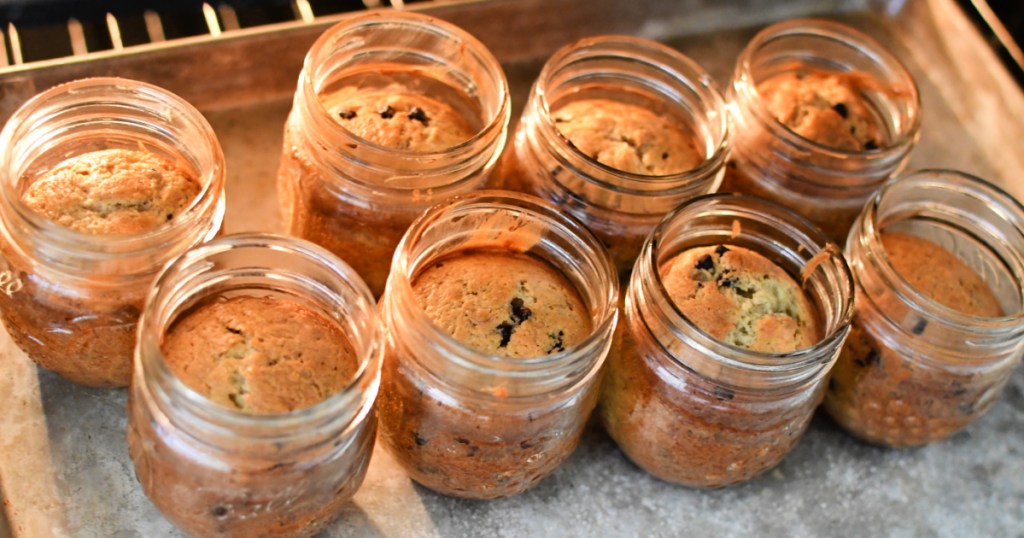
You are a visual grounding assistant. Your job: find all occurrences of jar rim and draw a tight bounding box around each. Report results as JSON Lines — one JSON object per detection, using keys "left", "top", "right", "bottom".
{"left": 643, "top": 193, "right": 855, "bottom": 376}
{"left": 857, "top": 169, "right": 1024, "bottom": 331}
{"left": 0, "top": 76, "right": 225, "bottom": 265}
{"left": 733, "top": 18, "right": 921, "bottom": 160}
{"left": 387, "top": 190, "right": 619, "bottom": 380}
{"left": 136, "top": 233, "right": 382, "bottom": 434}
{"left": 532, "top": 34, "right": 732, "bottom": 191}
{"left": 300, "top": 11, "right": 511, "bottom": 160}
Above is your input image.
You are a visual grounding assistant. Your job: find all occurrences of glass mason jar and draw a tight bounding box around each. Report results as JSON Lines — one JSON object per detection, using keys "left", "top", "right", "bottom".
{"left": 278, "top": 12, "right": 511, "bottom": 297}
{"left": 600, "top": 194, "right": 854, "bottom": 488}
{"left": 0, "top": 77, "right": 226, "bottom": 388}
{"left": 723, "top": 19, "right": 921, "bottom": 242}
{"left": 501, "top": 35, "right": 731, "bottom": 280}
{"left": 824, "top": 170, "right": 1024, "bottom": 448}
{"left": 378, "top": 191, "right": 618, "bottom": 499}
{"left": 128, "top": 233, "right": 381, "bottom": 536}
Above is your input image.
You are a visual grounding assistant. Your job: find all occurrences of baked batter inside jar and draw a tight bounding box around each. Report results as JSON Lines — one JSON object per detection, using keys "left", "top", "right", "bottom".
{"left": 501, "top": 36, "right": 730, "bottom": 279}
{"left": 0, "top": 77, "right": 226, "bottom": 387}
{"left": 824, "top": 170, "right": 1024, "bottom": 448}
{"left": 723, "top": 19, "right": 920, "bottom": 242}
{"left": 278, "top": 12, "right": 510, "bottom": 296}
{"left": 378, "top": 191, "right": 618, "bottom": 499}
{"left": 128, "top": 234, "right": 381, "bottom": 537}
{"left": 600, "top": 194, "right": 854, "bottom": 488}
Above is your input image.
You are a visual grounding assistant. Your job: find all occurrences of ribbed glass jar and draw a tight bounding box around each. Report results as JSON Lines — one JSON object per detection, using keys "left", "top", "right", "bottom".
{"left": 128, "top": 234, "right": 381, "bottom": 536}
{"left": 278, "top": 12, "right": 510, "bottom": 296}
{"left": 601, "top": 194, "right": 854, "bottom": 487}
{"left": 824, "top": 170, "right": 1024, "bottom": 447}
{"left": 0, "top": 77, "right": 226, "bottom": 387}
{"left": 377, "top": 191, "right": 618, "bottom": 499}
{"left": 723, "top": 19, "right": 920, "bottom": 242}
{"left": 502, "top": 35, "right": 730, "bottom": 279}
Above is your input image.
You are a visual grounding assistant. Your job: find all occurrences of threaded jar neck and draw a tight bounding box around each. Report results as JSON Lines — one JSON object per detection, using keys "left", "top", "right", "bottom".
{"left": 729, "top": 18, "right": 920, "bottom": 194}
{"left": 631, "top": 194, "right": 854, "bottom": 394}
{"left": 383, "top": 191, "right": 619, "bottom": 403}
{"left": 0, "top": 77, "right": 225, "bottom": 284}
{"left": 135, "top": 233, "right": 382, "bottom": 457}
{"left": 847, "top": 170, "right": 1024, "bottom": 365}
{"left": 292, "top": 12, "right": 510, "bottom": 193}
{"left": 521, "top": 35, "right": 730, "bottom": 214}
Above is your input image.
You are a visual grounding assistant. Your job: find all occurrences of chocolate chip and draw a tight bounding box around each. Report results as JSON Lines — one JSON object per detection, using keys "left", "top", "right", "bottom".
{"left": 497, "top": 321, "right": 515, "bottom": 348}
{"left": 734, "top": 287, "right": 755, "bottom": 299}
{"left": 832, "top": 102, "right": 848, "bottom": 119}
{"left": 864, "top": 140, "right": 879, "bottom": 151}
{"left": 912, "top": 319, "right": 927, "bottom": 335}
{"left": 434, "top": 262, "right": 444, "bottom": 269}
{"left": 520, "top": 441, "right": 533, "bottom": 449}
{"left": 715, "top": 245, "right": 729, "bottom": 256}
{"left": 378, "top": 105, "right": 395, "bottom": 119}
{"left": 226, "top": 326, "right": 242, "bottom": 335}
{"left": 414, "top": 432, "right": 428, "bottom": 446}
{"left": 854, "top": 350, "right": 880, "bottom": 368}
{"left": 695, "top": 254, "right": 714, "bottom": 271}
{"left": 719, "top": 277, "right": 738, "bottom": 289}
{"left": 338, "top": 109, "right": 357, "bottom": 120}
{"left": 407, "top": 107, "right": 429, "bottom": 125}
{"left": 511, "top": 297, "right": 532, "bottom": 323}
{"left": 661, "top": 152, "right": 669, "bottom": 160}
{"left": 547, "top": 330, "right": 565, "bottom": 353}
{"left": 345, "top": 143, "right": 357, "bottom": 149}
{"left": 714, "top": 386, "right": 735, "bottom": 401}
{"left": 212, "top": 506, "right": 228, "bottom": 518}
{"left": 456, "top": 437, "right": 470, "bottom": 444}
{"left": 165, "top": 213, "right": 173, "bottom": 221}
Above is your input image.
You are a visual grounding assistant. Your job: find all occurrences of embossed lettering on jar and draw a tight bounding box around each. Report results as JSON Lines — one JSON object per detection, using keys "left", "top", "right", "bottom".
{"left": 824, "top": 170, "right": 1024, "bottom": 447}
{"left": 0, "top": 77, "right": 226, "bottom": 387}
{"left": 277, "top": 12, "right": 510, "bottom": 297}
{"left": 128, "top": 234, "right": 381, "bottom": 536}
{"left": 501, "top": 35, "right": 730, "bottom": 279}
{"left": 723, "top": 19, "right": 920, "bottom": 242}
{"left": 377, "top": 192, "right": 618, "bottom": 499}
{"left": 600, "top": 194, "right": 854, "bottom": 488}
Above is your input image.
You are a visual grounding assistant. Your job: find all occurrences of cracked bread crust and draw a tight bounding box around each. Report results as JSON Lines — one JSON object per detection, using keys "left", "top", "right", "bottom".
{"left": 162, "top": 295, "right": 357, "bottom": 415}
{"left": 758, "top": 72, "right": 883, "bottom": 152}
{"left": 411, "top": 250, "right": 591, "bottom": 358}
{"left": 660, "top": 244, "right": 819, "bottom": 352}
{"left": 552, "top": 98, "right": 702, "bottom": 176}
{"left": 323, "top": 86, "right": 475, "bottom": 152}
{"left": 22, "top": 148, "right": 201, "bottom": 235}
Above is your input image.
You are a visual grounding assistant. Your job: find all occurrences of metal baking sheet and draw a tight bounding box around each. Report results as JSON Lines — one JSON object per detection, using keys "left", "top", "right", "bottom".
{"left": 1, "top": 0, "right": 1023, "bottom": 536}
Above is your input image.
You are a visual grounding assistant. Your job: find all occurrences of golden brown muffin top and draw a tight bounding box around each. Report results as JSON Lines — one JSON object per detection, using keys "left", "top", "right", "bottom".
{"left": 758, "top": 71, "right": 884, "bottom": 152}
{"left": 21, "top": 148, "right": 201, "bottom": 235}
{"left": 412, "top": 250, "right": 592, "bottom": 358}
{"left": 163, "top": 296, "right": 358, "bottom": 415}
{"left": 660, "top": 244, "right": 820, "bottom": 353}
{"left": 552, "top": 98, "right": 702, "bottom": 176}
{"left": 323, "top": 86, "right": 475, "bottom": 152}
{"left": 882, "top": 232, "right": 1003, "bottom": 317}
